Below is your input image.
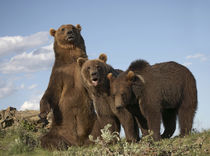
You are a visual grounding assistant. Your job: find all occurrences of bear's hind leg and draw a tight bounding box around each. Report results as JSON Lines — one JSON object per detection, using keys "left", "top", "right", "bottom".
{"left": 40, "top": 129, "right": 69, "bottom": 150}
{"left": 115, "top": 108, "right": 140, "bottom": 142}
{"left": 178, "top": 98, "right": 197, "bottom": 137}
{"left": 146, "top": 111, "right": 161, "bottom": 141}
{"left": 135, "top": 112, "right": 148, "bottom": 137}
{"left": 161, "top": 108, "right": 177, "bottom": 139}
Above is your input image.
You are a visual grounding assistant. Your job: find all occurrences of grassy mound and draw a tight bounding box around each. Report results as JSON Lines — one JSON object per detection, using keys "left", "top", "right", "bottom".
{"left": 0, "top": 123, "right": 209, "bottom": 156}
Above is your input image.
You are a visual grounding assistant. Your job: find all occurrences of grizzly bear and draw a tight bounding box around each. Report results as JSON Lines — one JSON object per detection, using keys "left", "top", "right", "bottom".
{"left": 77, "top": 54, "right": 147, "bottom": 142}
{"left": 39, "top": 24, "right": 96, "bottom": 149}
{"left": 108, "top": 60, "right": 197, "bottom": 141}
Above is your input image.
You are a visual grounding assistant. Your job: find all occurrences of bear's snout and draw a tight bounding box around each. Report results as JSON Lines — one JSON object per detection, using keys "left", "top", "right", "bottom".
{"left": 115, "top": 96, "right": 124, "bottom": 109}
{"left": 67, "top": 30, "right": 74, "bottom": 35}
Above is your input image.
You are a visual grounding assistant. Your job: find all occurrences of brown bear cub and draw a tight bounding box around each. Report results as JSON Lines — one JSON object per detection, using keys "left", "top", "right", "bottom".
{"left": 77, "top": 54, "right": 144, "bottom": 142}
{"left": 108, "top": 60, "right": 197, "bottom": 141}
{"left": 39, "top": 24, "right": 96, "bottom": 149}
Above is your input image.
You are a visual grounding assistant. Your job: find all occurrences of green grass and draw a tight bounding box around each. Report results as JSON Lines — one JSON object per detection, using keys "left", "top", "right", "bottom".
{"left": 0, "top": 123, "right": 209, "bottom": 156}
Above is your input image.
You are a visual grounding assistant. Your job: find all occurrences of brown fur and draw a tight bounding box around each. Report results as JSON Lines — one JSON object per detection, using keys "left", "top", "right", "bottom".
{"left": 108, "top": 73, "right": 148, "bottom": 138}
{"left": 39, "top": 24, "right": 96, "bottom": 150}
{"left": 108, "top": 60, "right": 197, "bottom": 141}
{"left": 77, "top": 54, "right": 140, "bottom": 142}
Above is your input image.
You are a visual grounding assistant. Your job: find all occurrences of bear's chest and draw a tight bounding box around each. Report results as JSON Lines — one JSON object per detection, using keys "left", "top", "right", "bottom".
{"left": 93, "top": 94, "right": 113, "bottom": 116}
{"left": 57, "top": 64, "right": 83, "bottom": 96}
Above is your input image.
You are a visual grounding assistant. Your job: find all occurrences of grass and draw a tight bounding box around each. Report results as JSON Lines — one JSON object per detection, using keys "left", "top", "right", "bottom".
{"left": 0, "top": 123, "right": 209, "bottom": 156}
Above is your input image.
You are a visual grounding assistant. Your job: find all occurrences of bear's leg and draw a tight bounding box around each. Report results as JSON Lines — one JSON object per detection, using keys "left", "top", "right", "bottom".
{"left": 178, "top": 101, "right": 196, "bottom": 137}
{"left": 146, "top": 111, "right": 161, "bottom": 141}
{"left": 128, "top": 104, "right": 148, "bottom": 137}
{"left": 40, "top": 129, "right": 69, "bottom": 150}
{"left": 98, "top": 116, "right": 121, "bottom": 143}
{"left": 115, "top": 108, "right": 140, "bottom": 142}
{"left": 86, "top": 118, "right": 102, "bottom": 143}
{"left": 134, "top": 113, "right": 148, "bottom": 137}
{"left": 161, "top": 108, "right": 177, "bottom": 138}
{"left": 99, "top": 116, "right": 121, "bottom": 134}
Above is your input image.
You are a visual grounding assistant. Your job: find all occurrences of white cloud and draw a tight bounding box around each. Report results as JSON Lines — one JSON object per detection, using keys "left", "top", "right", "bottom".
{"left": 20, "top": 84, "right": 25, "bottom": 89}
{"left": 0, "top": 79, "right": 17, "bottom": 99}
{"left": 20, "top": 95, "right": 42, "bottom": 110}
{"left": 0, "top": 43, "right": 54, "bottom": 74}
{"left": 186, "top": 53, "right": 208, "bottom": 62}
{"left": 183, "top": 62, "right": 192, "bottom": 67}
{"left": 0, "top": 32, "right": 50, "bottom": 57}
{"left": 28, "top": 84, "right": 37, "bottom": 90}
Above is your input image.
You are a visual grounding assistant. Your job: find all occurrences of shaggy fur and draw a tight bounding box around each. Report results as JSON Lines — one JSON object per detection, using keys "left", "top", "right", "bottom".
{"left": 39, "top": 24, "right": 96, "bottom": 149}
{"left": 77, "top": 54, "right": 141, "bottom": 142}
{"left": 108, "top": 60, "right": 197, "bottom": 141}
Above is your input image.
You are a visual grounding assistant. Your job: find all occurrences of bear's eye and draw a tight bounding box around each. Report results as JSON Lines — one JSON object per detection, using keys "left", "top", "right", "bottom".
{"left": 96, "top": 65, "right": 101, "bottom": 70}
{"left": 61, "top": 28, "right": 65, "bottom": 31}
{"left": 122, "top": 93, "right": 127, "bottom": 101}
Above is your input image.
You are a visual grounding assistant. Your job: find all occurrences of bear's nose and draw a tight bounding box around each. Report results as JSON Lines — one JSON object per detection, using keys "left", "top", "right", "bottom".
{"left": 67, "top": 30, "right": 73, "bottom": 35}
{"left": 91, "top": 72, "right": 97, "bottom": 76}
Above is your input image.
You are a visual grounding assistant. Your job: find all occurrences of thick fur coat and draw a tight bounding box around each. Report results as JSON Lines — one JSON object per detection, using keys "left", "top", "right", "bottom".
{"left": 39, "top": 24, "right": 95, "bottom": 149}
{"left": 108, "top": 60, "right": 197, "bottom": 141}
{"left": 77, "top": 54, "right": 142, "bottom": 142}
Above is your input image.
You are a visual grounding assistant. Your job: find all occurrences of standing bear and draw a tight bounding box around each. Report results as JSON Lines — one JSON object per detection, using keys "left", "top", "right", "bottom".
{"left": 39, "top": 24, "right": 96, "bottom": 149}
{"left": 77, "top": 54, "right": 147, "bottom": 142}
{"left": 108, "top": 60, "right": 197, "bottom": 141}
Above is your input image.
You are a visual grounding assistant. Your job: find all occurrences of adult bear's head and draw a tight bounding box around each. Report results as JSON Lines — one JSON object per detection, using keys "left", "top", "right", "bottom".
{"left": 107, "top": 71, "right": 145, "bottom": 109}
{"left": 77, "top": 53, "right": 109, "bottom": 88}
{"left": 50, "top": 24, "right": 86, "bottom": 52}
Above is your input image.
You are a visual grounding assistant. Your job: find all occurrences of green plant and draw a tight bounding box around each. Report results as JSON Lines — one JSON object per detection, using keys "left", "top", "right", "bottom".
{"left": 1, "top": 122, "right": 210, "bottom": 156}
{"left": 89, "top": 124, "right": 120, "bottom": 145}
{"left": 20, "top": 119, "right": 37, "bottom": 132}
{"left": 7, "top": 122, "right": 40, "bottom": 155}
{"left": 0, "top": 128, "right": 6, "bottom": 138}
{"left": 87, "top": 124, "right": 143, "bottom": 156}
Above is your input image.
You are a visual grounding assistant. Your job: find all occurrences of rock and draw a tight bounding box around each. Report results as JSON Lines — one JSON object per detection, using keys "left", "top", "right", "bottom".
{"left": 0, "top": 107, "right": 16, "bottom": 129}
{"left": 0, "top": 107, "right": 52, "bottom": 131}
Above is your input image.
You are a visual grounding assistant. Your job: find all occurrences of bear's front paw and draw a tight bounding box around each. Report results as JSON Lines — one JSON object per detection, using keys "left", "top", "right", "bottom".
{"left": 39, "top": 99, "right": 51, "bottom": 119}
{"left": 38, "top": 113, "right": 49, "bottom": 127}
{"left": 39, "top": 111, "right": 49, "bottom": 119}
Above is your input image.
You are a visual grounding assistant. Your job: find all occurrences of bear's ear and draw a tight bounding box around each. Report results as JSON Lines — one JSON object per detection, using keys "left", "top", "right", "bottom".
{"left": 77, "top": 57, "right": 88, "bottom": 67}
{"left": 76, "top": 24, "right": 82, "bottom": 32}
{"left": 126, "top": 71, "right": 135, "bottom": 82}
{"left": 50, "top": 28, "right": 56, "bottom": 37}
{"left": 107, "top": 73, "right": 115, "bottom": 82}
{"left": 127, "top": 71, "right": 145, "bottom": 84}
{"left": 135, "top": 74, "right": 145, "bottom": 84}
{"left": 107, "top": 73, "right": 114, "bottom": 82}
{"left": 99, "top": 53, "right": 107, "bottom": 63}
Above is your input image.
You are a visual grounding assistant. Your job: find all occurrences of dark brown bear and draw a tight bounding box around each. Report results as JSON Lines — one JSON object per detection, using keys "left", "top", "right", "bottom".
{"left": 108, "top": 60, "right": 197, "bottom": 141}
{"left": 39, "top": 24, "right": 96, "bottom": 149}
{"left": 77, "top": 54, "right": 147, "bottom": 142}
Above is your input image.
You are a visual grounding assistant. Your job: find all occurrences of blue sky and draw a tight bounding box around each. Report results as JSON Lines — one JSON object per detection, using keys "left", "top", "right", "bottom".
{"left": 0, "top": 0, "right": 210, "bottom": 132}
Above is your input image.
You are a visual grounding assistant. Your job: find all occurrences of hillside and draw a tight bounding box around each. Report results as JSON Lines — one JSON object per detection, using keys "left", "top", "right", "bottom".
{"left": 0, "top": 107, "right": 209, "bottom": 156}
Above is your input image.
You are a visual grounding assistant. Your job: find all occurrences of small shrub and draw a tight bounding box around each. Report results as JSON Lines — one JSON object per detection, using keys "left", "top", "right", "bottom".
{"left": 9, "top": 137, "right": 32, "bottom": 154}
{"left": 20, "top": 119, "right": 37, "bottom": 132}
{"left": 89, "top": 124, "right": 120, "bottom": 145}
{"left": 88, "top": 124, "right": 142, "bottom": 156}
{"left": 192, "top": 128, "right": 200, "bottom": 134}
{"left": 8, "top": 121, "right": 40, "bottom": 155}
{"left": 0, "top": 128, "right": 6, "bottom": 138}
